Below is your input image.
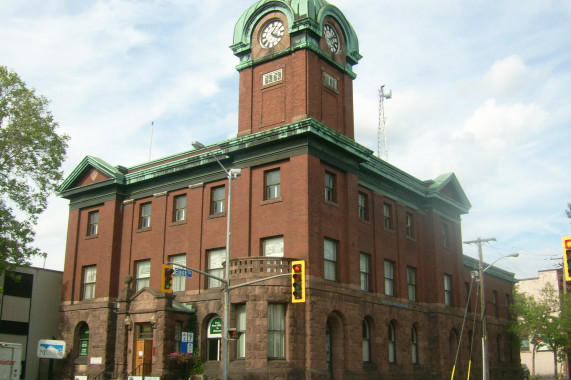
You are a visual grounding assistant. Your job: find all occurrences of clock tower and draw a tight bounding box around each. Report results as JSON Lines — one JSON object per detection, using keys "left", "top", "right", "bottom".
{"left": 231, "top": 0, "right": 362, "bottom": 139}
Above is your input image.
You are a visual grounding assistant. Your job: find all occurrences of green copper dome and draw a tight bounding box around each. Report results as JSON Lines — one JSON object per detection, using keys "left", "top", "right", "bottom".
{"left": 231, "top": 0, "right": 361, "bottom": 75}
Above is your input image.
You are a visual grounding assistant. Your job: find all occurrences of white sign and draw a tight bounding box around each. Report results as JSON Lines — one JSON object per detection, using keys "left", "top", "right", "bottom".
{"left": 74, "top": 377, "right": 87, "bottom": 380}
{"left": 37, "top": 339, "right": 66, "bottom": 359}
{"left": 90, "top": 357, "right": 102, "bottom": 364}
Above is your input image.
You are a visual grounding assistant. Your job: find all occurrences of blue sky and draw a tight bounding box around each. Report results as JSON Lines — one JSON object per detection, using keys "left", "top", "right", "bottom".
{"left": 2, "top": 0, "right": 570, "bottom": 279}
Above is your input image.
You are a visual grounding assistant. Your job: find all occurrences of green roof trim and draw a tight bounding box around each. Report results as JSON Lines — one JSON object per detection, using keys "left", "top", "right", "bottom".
{"left": 58, "top": 155, "right": 125, "bottom": 193}
{"left": 59, "top": 118, "right": 471, "bottom": 218}
{"left": 425, "top": 173, "right": 472, "bottom": 213}
{"left": 231, "top": 0, "right": 361, "bottom": 74}
{"left": 463, "top": 255, "right": 518, "bottom": 283}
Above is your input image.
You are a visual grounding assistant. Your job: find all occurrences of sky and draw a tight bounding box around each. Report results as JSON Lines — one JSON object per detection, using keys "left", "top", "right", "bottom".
{"left": 2, "top": 0, "right": 570, "bottom": 280}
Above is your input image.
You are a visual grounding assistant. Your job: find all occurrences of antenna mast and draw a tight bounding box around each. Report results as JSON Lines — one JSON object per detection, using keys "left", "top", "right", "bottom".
{"left": 378, "top": 84, "right": 392, "bottom": 160}
{"left": 148, "top": 121, "right": 154, "bottom": 162}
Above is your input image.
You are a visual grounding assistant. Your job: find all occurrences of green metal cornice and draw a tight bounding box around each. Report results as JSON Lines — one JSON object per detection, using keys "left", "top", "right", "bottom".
{"left": 358, "top": 155, "right": 471, "bottom": 217}
{"left": 58, "top": 155, "right": 125, "bottom": 194}
{"left": 234, "top": 40, "right": 358, "bottom": 78}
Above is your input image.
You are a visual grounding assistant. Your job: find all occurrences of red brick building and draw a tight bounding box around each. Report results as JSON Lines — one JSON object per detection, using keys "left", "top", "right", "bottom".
{"left": 57, "top": 1, "right": 520, "bottom": 379}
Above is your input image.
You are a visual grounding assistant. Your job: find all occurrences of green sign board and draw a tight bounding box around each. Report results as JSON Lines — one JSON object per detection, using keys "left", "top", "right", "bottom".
{"left": 79, "top": 340, "right": 89, "bottom": 356}
{"left": 209, "top": 318, "right": 222, "bottom": 335}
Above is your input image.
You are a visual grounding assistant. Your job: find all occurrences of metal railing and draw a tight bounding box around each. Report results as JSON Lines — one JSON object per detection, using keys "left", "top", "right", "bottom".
{"left": 92, "top": 361, "right": 119, "bottom": 380}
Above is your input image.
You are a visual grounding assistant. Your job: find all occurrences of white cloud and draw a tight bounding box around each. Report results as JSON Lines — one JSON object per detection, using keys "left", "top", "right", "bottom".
{"left": 484, "top": 55, "right": 531, "bottom": 95}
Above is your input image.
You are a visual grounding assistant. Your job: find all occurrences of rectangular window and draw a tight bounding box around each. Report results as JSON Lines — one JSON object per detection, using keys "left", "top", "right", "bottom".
{"left": 207, "top": 248, "right": 225, "bottom": 288}
{"left": 324, "top": 172, "right": 336, "bottom": 202}
{"left": 267, "top": 303, "right": 285, "bottom": 358}
{"left": 236, "top": 304, "right": 246, "bottom": 358}
{"left": 444, "top": 274, "right": 452, "bottom": 306}
{"left": 3, "top": 272, "right": 33, "bottom": 298}
{"left": 174, "top": 195, "right": 187, "bottom": 222}
{"left": 407, "top": 267, "right": 417, "bottom": 301}
{"left": 383, "top": 203, "right": 393, "bottom": 229}
{"left": 135, "top": 260, "right": 151, "bottom": 292}
{"left": 82, "top": 265, "right": 97, "bottom": 300}
{"left": 323, "top": 72, "right": 338, "bottom": 91}
{"left": 265, "top": 169, "right": 281, "bottom": 200}
{"left": 505, "top": 294, "right": 511, "bottom": 318}
{"left": 324, "top": 238, "right": 337, "bottom": 281}
{"left": 170, "top": 254, "right": 186, "bottom": 292}
{"left": 442, "top": 223, "right": 449, "bottom": 247}
{"left": 87, "top": 211, "right": 99, "bottom": 236}
{"left": 360, "top": 253, "right": 370, "bottom": 291}
{"left": 211, "top": 186, "right": 225, "bottom": 214}
{"left": 139, "top": 203, "right": 152, "bottom": 229}
{"left": 263, "top": 236, "right": 284, "bottom": 257}
{"left": 358, "top": 192, "right": 369, "bottom": 220}
{"left": 384, "top": 260, "right": 395, "bottom": 296}
{"left": 406, "top": 212, "right": 414, "bottom": 238}
{"left": 263, "top": 68, "right": 283, "bottom": 86}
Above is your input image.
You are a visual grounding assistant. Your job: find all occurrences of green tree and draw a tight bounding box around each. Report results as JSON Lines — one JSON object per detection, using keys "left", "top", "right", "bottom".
{"left": 0, "top": 66, "right": 69, "bottom": 272}
{"left": 510, "top": 283, "right": 570, "bottom": 378}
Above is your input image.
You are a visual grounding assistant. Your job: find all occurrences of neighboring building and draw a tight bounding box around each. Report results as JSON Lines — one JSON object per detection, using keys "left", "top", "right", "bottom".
{"left": 517, "top": 269, "right": 570, "bottom": 379}
{"left": 56, "top": 1, "right": 520, "bottom": 379}
{"left": 0, "top": 266, "right": 63, "bottom": 380}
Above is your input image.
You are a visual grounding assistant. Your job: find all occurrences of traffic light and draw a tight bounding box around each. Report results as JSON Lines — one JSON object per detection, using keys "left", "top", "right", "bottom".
{"left": 291, "top": 260, "right": 306, "bottom": 303}
{"left": 563, "top": 236, "right": 571, "bottom": 282}
{"left": 227, "top": 328, "right": 240, "bottom": 340}
{"left": 161, "top": 264, "right": 174, "bottom": 293}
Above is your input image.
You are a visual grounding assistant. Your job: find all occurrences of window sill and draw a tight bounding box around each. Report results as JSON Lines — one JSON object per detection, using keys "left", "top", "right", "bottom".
{"left": 75, "top": 356, "right": 89, "bottom": 365}
{"left": 406, "top": 235, "right": 417, "bottom": 241}
{"left": 324, "top": 200, "right": 338, "bottom": 207}
{"left": 261, "top": 197, "right": 283, "bottom": 206}
{"left": 208, "top": 212, "right": 226, "bottom": 220}
{"left": 170, "top": 220, "right": 187, "bottom": 227}
{"left": 136, "top": 227, "right": 152, "bottom": 233}
{"left": 359, "top": 218, "right": 371, "bottom": 225}
{"left": 85, "top": 234, "right": 99, "bottom": 240}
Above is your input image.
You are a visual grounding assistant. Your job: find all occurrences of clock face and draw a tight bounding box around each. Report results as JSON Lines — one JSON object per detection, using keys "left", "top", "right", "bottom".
{"left": 323, "top": 24, "right": 339, "bottom": 53}
{"left": 260, "top": 20, "right": 285, "bottom": 49}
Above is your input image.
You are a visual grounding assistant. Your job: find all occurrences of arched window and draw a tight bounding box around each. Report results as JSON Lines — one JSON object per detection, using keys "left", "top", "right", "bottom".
{"left": 78, "top": 323, "right": 89, "bottom": 357}
{"left": 362, "top": 320, "right": 370, "bottom": 363}
{"left": 207, "top": 316, "right": 222, "bottom": 361}
{"left": 411, "top": 325, "right": 419, "bottom": 364}
{"left": 388, "top": 321, "right": 396, "bottom": 364}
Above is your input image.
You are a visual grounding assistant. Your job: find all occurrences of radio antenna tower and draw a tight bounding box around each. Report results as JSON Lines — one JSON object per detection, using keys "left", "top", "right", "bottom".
{"left": 378, "top": 84, "right": 392, "bottom": 160}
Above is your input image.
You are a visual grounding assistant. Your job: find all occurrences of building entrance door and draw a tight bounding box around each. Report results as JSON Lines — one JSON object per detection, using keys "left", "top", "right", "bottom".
{"left": 134, "top": 323, "right": 153, "bottom": 375}
{"left": 135, "top": 339, "right": 152, "bottom": 375}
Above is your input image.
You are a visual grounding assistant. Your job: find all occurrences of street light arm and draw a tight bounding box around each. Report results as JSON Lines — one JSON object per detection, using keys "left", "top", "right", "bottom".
{"left": 482, "top": 253, "right": 519, "bottom": 273}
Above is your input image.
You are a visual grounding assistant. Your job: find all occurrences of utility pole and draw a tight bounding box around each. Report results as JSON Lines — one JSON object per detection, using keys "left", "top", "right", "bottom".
{"left": 464, "top": 237, "right": 496, "bottom": 380}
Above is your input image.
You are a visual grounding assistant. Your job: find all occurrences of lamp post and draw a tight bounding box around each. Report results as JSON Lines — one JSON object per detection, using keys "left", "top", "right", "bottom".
{"left": 466, "top": 235, "right": 519, "bottom": 380}
{"left": 192, "top": 141, "right": 240, "bottom": 380}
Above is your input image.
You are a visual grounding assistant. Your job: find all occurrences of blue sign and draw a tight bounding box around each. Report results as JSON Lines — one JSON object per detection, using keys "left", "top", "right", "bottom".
{"left": 174, "top": 268, "right": 193, "bottom": 278}
{"left": 180, "top": 332, "right": 194, "bottom": 354}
